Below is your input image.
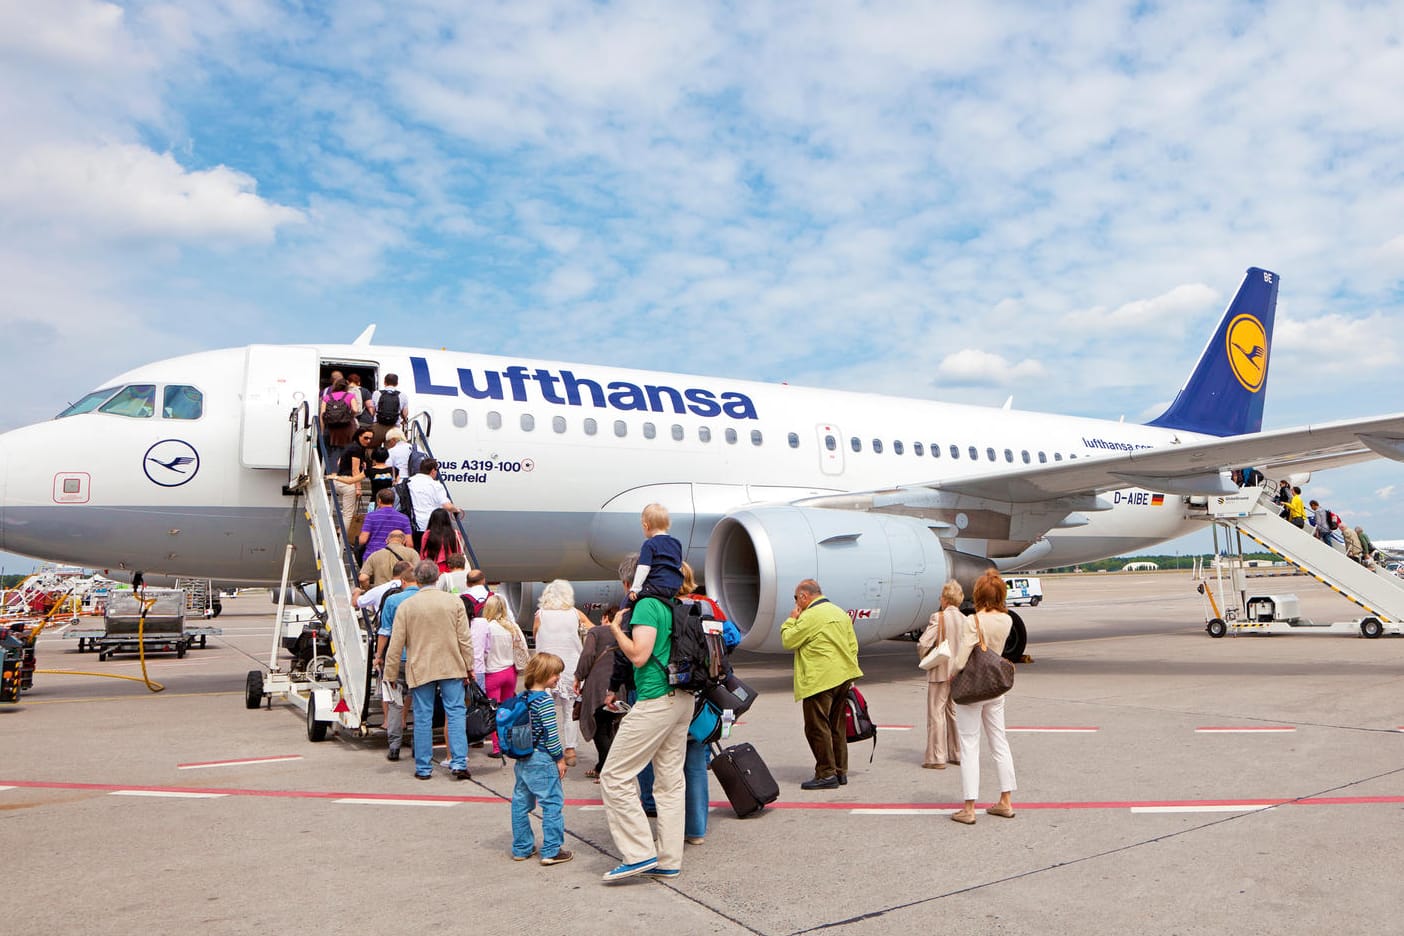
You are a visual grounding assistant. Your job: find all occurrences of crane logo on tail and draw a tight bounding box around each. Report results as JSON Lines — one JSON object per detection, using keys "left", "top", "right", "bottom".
{"left": 1226, "top": 314, "right": 1268, "bottom": 393}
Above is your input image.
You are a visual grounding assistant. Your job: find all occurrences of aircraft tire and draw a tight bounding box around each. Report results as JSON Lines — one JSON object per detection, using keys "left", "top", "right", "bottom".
{"left": 1360, "top": 617, "right": 1383, "bottom": 639}
{"left": 1001, "top": 612, "right": 1027, "bottom": 662}
{"left": 1207, "top": 618, "right": 1227, "bottom": 638}
{"left": 245, "top": 670, "right": 264, "bottom": 710}
{"left": 307, "top": 694, "right": 329, "bottom": 742}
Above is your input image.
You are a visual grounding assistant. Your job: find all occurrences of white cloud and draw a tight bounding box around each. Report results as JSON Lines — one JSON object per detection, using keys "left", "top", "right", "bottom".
{"left": 1063, "top": 283, "right": 1221, "bottom": 332}
{"left": 1378, "top": 485, "right": 1397, "bottom": 500}
{"left": 0, "top": 142, "right": 303, "bottom": 243}
{"left": 935, "top": 349, "right": 1048, "bottom": 387}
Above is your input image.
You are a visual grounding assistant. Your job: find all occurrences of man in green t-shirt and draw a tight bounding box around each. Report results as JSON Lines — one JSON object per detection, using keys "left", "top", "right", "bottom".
{"left": 598, "top": 555, "right": 692, "bottom": 883}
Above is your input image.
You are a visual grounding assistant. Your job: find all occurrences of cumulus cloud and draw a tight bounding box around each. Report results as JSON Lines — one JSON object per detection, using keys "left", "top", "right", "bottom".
{"left": 1063, "top": 283, "right": 1221, "bottom": 332}
{"left": 935, "top": 349, "right": 1048, "bottom": 387}
{"left": 1378, "top": 485, "right": 1396, "bottom": 500}
{"left": 0, "top": 142, "right": 303, "bottom": 243}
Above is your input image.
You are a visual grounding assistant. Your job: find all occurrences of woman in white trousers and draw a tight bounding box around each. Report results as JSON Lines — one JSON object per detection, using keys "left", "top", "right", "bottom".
{"left": 948, "top": 569, "right": 1017, "bottom": 825}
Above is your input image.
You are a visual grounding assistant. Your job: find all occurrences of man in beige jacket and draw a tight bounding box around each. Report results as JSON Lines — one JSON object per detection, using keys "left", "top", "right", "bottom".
{"left": 385, "top": 561, "right": 475, "bottom": 780}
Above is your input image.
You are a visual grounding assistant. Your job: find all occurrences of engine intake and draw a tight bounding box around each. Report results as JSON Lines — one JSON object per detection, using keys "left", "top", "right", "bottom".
{"left": 706, "top": 505, "right": 977, "bottom": 651}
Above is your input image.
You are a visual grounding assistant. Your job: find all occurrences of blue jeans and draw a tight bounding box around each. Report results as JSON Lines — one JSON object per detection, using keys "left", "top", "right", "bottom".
{"left": 410, "top": 678, "right": 467, "bottom": 775}
{"left": 512, "top": 750, "right": 564, "bottom": 858}
{"left": 639, "top": 739, "right": 711, "bottom": 839}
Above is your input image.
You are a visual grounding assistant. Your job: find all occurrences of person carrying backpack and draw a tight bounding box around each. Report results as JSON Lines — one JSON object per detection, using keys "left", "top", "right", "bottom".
{"left": 597, "top": 554, "right": 692, "bottom": 883}
{"left": 781, "top": 578, "right": 863, "bottom": 791}
{"left": 369, "top": 372, "right": 411, "bottom": 447}
{"left": 507, "top": 652, "right": 573, "bottom": 866}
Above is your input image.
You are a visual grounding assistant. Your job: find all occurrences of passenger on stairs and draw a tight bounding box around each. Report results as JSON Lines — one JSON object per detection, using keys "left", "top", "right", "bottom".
{"left": 405, "top": 460, "right": 460, "bottom": 549}
{"left": 360, "top": 529, "right": 420, "bottom": 588}
{"left": 420, "top": 507, "right": 465, "bottom": 573}
{"left": 358, "top": 488, "right": 412, "bottom": 560}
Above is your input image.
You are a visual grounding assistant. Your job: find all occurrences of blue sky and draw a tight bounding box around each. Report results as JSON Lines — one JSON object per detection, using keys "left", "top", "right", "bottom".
{"left": 2, "top": 0, "right": 1403, "bottom": 571}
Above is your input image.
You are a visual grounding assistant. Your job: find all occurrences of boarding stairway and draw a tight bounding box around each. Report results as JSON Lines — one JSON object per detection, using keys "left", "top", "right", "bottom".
{"left": 251, "top": 402, "right": 375, "bottom": 738}
{"left": 249, "top": 403, "right": 480, "bottom": 741}
{"left": 1206, "top": 487, "right": 1404, "bottom": 626}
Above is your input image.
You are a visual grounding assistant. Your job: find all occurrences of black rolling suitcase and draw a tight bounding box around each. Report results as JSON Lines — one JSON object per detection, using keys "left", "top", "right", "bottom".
{"left": 709, "top": 742, "right": 779, "bottom": 818}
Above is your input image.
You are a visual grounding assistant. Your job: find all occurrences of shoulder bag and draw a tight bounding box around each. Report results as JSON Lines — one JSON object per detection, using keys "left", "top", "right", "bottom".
{"left": 949, "top": 613, "right": 1015, "bottom": 705}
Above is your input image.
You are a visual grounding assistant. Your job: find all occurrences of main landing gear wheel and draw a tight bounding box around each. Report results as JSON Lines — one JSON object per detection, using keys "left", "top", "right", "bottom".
{"left": 1207, "top": 618, "right": 1227, "bottom": 638}
{"left": 1002, "top": 611, "right": 1028, "bottom": 662}
{"left": 245, "top": 670, "right": 265, "bottom": 710}
{"left": 1360, "top": 617, "right": 1383, "bottom": 639}
{"left": 307, "top": 693, "right": 329, "bottom": 742}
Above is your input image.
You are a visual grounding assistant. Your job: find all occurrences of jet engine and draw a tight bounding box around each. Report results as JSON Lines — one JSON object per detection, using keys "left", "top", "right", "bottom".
{"left": 705, "top": 505, "right": 994, "bottom": 652}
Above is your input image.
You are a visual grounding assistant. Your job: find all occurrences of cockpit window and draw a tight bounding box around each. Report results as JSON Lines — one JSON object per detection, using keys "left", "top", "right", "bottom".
{"left": 98, "top": 385, "right": 156, "bottom": 418}
{"left": 57, "top": 387, "right": 120, "bottom": 418}
{"left": 163, "top": 385, "right": 203, "bottom": 420}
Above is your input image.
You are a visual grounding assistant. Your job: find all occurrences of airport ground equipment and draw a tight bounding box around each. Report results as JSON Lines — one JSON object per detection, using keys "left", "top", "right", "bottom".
{"left": 1003, "top": 576, "right": 1043, "bottom": 607}
{"left": 248, "top": 407, "right": 481, "bottom": 742}
{"left": 94, "top": 589, "right": 196, "bottom": 659}
{"left": 1, "top": 620, "right": 36, "bottom": 702}
{"left": 1194, "top": 487, "right": 1404, "bottom": 638}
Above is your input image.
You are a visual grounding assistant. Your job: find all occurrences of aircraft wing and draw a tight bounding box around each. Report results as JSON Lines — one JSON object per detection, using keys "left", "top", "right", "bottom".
{"left": 921, "top": 412, "right": 1404, "bottom": 503}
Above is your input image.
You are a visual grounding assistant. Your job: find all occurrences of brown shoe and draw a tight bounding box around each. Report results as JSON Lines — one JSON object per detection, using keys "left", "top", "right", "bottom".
{"left": 540, "top": 849, "right": 574, "bottom": 866}
{"left": 922, "top": 763, "right": 946, "bottom": 770}
{"left": 986, "top": 804, "right": 1016, "bottom": 819}
{"left": 950, "top": 810, "right": 976, "bottom": 825}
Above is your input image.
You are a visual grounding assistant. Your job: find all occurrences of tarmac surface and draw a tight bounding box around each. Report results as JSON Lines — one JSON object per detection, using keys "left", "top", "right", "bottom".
{"left": 5, "top": 570, "right": 1404, "bottom": 935}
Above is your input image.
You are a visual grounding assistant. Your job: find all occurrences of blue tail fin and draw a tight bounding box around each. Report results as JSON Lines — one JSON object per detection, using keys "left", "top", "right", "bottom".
{"left": 1145, "top": 267, "right": 1278, "bottom": 437}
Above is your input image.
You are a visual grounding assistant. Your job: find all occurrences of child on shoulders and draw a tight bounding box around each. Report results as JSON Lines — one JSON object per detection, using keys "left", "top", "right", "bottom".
{"left": 628, "top": 503, "right": 684, "bottom": 604}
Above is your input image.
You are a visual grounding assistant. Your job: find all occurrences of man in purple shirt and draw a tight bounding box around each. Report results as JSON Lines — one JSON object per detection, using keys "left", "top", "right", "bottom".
{"left": 359, "top": 488, "right": 412, "bottom": 557}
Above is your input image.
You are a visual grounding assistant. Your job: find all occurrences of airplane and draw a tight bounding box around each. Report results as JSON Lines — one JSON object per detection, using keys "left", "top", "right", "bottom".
{"left": 1, "top": 266, "right": 1401, "bottom": 655}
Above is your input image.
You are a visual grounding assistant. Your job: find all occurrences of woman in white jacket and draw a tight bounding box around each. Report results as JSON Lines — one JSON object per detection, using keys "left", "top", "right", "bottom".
{"left": 948, "top": 569, "right": 1017, "bottom": 825}
{"left": 533, "top": 579, "right": 589, "bottom": 767}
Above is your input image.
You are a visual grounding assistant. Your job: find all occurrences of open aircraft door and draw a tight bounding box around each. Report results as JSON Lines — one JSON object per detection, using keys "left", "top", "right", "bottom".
{"left": 817, "top": 424, "right": 844, "bottom": 476}
{"left": 241, "top": 345, "right": 319, "bottom": 469}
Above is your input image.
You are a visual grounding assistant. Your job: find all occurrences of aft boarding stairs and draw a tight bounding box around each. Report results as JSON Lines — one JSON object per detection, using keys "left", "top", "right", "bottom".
{"left": 1206, "top": 488, "right": 1404, "bottom": 632}
{"left": 249, "top": 403, "right": 375, "bottom": 741}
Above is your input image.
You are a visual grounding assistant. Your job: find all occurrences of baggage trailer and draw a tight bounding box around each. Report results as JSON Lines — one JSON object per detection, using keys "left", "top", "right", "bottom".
{"left": 96, "top": 589, "right": 195, "bottom": 660}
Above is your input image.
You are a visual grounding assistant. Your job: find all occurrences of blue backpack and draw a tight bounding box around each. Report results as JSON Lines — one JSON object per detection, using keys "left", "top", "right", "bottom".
{"left": 495, "top": 691, "right": 539, "bottom": 759}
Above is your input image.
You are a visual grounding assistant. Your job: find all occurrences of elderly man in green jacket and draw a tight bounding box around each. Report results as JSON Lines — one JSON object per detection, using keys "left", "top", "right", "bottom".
{"left": 781, "top": 578, "right": 863, "bottom": 790}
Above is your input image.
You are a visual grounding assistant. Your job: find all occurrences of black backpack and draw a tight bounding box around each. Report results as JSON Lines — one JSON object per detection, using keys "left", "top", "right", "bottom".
{"left": 648, "top": 597, "right": 725, "bottom": 693}
{"left": 393, "top": 480, "right": 419, "bottom": 532}
{"left": 376, "top": 389, "right": 402, "bottom": 426}
{"left": 323, "top": 394, "right": 354, "bottom": 428}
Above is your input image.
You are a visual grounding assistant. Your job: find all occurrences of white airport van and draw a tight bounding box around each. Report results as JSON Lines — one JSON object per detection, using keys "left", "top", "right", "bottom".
{"left": 1003, "top": 576, "right": 1043, "bottom": 607}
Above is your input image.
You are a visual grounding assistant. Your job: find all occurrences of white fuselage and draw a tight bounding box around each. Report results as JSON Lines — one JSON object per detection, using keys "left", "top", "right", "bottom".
{"left": 0, "top": 343, "right": 1200, "bottom": 585}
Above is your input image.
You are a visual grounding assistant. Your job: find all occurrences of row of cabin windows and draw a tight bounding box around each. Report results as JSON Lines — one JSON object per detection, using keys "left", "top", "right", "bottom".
{"left": 833, "top": 435, "right": 1077, "bottom": 463}
{"left": 456, "top": 408, "right": 789, "bottom": 448}
{"left": 451, "top": 408, "right": 1080, "bottom": 464}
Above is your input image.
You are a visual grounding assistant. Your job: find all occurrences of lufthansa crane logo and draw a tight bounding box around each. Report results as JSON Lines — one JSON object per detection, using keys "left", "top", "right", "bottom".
{"left": 1225, "top": 314, "right": 1267, "bottom": 393}
{"left": 143, "top": 439, "right": 200, "bottom": 487}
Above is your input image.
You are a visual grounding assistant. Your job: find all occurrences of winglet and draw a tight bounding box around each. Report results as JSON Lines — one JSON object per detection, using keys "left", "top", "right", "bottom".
{"left": 1146, "top": 268, "right": 1278, "bottom": 437}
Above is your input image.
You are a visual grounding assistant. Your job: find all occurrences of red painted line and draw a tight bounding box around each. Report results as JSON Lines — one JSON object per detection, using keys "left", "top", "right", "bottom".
{"left": 178, "top": 755, "right": 304, "bottom": 769}
{"left": 4, "top": 779, "right": 1401, "bottom": 812}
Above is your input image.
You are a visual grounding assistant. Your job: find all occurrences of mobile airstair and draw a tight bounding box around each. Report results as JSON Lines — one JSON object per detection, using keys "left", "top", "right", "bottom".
{"left": 246, "top": 404, "right": 478, "bottom": 743}
{"left": 1196, "top": 486, "right": 1404, "bottom": 638}
{"left": 246, "top": 403, "right": 377, "bottom": 741}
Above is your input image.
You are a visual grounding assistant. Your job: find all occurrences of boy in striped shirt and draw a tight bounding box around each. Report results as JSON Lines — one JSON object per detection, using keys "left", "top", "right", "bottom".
{"left": 511, "top": 652, "right": 572, "bottom": 865}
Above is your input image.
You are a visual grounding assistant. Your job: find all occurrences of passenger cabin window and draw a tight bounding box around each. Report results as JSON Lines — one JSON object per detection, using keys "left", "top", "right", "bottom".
{"left": 751, "top": 430, "right": 763, "bottom": 446}
{"left": 851, "top": 437, "right": 861, "bottom": 452}
{"left": 950, "top": 445, "right": 960, "bottom": 459}
{"left": 1038, "top": 452, "right": 1047, "bottom": 463}
{"left": 452, "top": 409, "right": 468, "bottom": 428}
{"left": 672, "top": 424, "right": 684, "bottom": 441}
{"left": 893, "top": 440, "right": 904, "bottom": 455}
{"left": 99, "top": 385, "right": 156, "bottom": 418}
{"left": 913, "top": 442, "right": 924, "bottom": 456}
{"left": 987, "top": 447, "right": 997, "bottom": 461}
{"left": 932, "top": 443, "right": 941, "bottom": 458}
{"left": 58, "top": 387, "right": 119, "bottom": 418}
{"left": 725, "top": 428, "right": 738, "bottom": 444}
{"left": 968, "top": 446, "right": 978, "bottom": 460}
{"left": 699, "top": 426, "right": 711, "bottom": 443}
{"left": 1004, "top": 448, "right": 1013, "bottom": 463}
{"left": 521, "top": 414, "right": 535, "bottom": 432}
{"left": 487, "top": 411, "right": 502, "bottom": 430}
{"left": 643, "top": 422, "right": 656, "bottom": 440}
{"left": 161, "top": 386, "right": 203, "bottom": 420}
{"left": 1021, "top": 450, "right": 1030, "bottom": 464}
{"left": 1054, "top": 453, "right": 1062, "bottom": 462}
{"left": 788, "top": 432, "right": 800, "bottom": 449}
{"left": 825, "top": 434, "right": 837, "bottom": 451}
{"left": 872, "top": 439, "right": 883, "bottom": 454}
{"left": 553, "top": 416, "right": 567, "bottom": 433}
{"left": 584, "top": 418, "right": 598, "bottom": 436}
{"left": 614, "top": 420, "right": 627, "bottom": 438}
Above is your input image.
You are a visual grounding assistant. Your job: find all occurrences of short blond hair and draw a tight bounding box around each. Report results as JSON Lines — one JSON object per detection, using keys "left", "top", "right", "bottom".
{"left": 642, "top": 503, "right": 671, "bottom": 533}
{"left": 940, "top": 580, "right": 964, "bottom": 607}
{"left": 523, "top": 652, "right": 563, "bottom": 689}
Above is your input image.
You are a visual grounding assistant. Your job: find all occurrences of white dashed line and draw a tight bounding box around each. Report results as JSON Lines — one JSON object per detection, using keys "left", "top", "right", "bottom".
{"left": 850, "top": 808, "right": 957, "bottom": 815}
{"left": 111, "top": 790, "right": 229, "bottom": 799}
{"left": 1131, "top": 804, "right": 1276, "bottom": 814}
{"left": 178, "top": 755, "right": 304, "bottom": 770}
{"left": 333, "top": 798, "right": 457, "bottom": 807}
{"left": 1195, "top": 727, "right": 1296, "bottom": 733}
